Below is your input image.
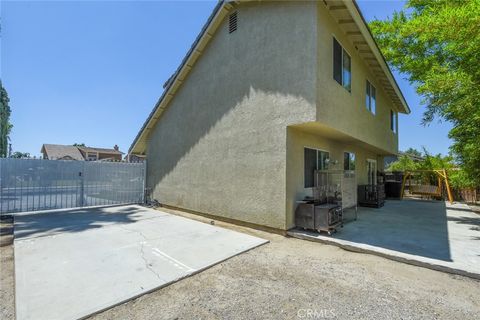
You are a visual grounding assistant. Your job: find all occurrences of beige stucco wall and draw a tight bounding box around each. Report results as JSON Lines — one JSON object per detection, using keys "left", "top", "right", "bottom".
{"left": 146, "top": 2, "right": 318, "bottom": 230}
{"left": 146, "top": 1, "right": 402, "bottom": 231}
{"left": 285, "top": 126, "right": 383, "bottom": 229}
{"left": 315, "top": 3, "right": 399, "bottom": 154}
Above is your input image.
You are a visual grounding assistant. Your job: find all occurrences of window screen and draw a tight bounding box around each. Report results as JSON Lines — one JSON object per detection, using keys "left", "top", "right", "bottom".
{"left": 366, "top": 81, "right": 376, "bottom": 114}
{"left": 304, "top": 148, "right": 330, "bottom": 188}
{"left": 344, "top": 152, "right": 356, "bottom": 171}
{"left": 371, "top": 85, "right": 376, "bottom": 114}
{"left": 333, "top": 37, "right": 351, "bottom": 91}
{"left": 333, "top": 38, "right": 342, "bottom": 85}
{"left": 317, "top": 151, "right": 329, "bottom": 171}
{"left": 391, "top": 110, "right": 397, "bottom": 133}
{"left": 367, "top": 159, "right": 377, "bottom": 186}
{"left": 342, "top": 51, "right": 351, "bottom": 91}
{"left": 366, "top": 81, "right": 371, "bottom": 109}
{"left": 304, "top": 148, "right": 317, "bottom": 188}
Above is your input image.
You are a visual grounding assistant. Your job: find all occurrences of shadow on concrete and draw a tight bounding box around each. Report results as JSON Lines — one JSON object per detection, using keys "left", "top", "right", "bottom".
{"left": 447, "top": 215, "right": 480, "bottom": 227}
{"left": 332, "top": 199, "right": 453, "bottom": 261}
{"left": 447, "top": 206, "right": 480, "bottom": 214}
{"left": 14, "top": 206, "right": 146, "bottom": 240}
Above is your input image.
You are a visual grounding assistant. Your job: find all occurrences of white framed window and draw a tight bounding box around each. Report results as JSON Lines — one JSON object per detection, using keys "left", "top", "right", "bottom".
{"left": 304, "top": 147, "right": 330, "bottom": 188}
{"left": 367, "top": 159, "right": 377, "bottom": 185}
{"left": 343, "top": 152, "right": 356, "bottom": 171}
{"left": 390, "top": 110, "right": 397, "bottom": 133}
{"left": 366, "top": 80, "right": 376, "bottom": 114}
{"left": 333, "top": 37, "right": 351, "bottom": 92}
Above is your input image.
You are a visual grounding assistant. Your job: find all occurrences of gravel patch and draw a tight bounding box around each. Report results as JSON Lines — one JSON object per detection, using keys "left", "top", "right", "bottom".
{"left": 0, "top": 245, "right": 15, "bottom": 320}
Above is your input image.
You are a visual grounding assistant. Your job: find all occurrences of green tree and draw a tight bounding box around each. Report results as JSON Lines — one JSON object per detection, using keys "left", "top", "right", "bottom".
{"left": 73, "top": 143, "right": 86, "bottom": 147}
{"left": 418, "top": 148, "right": 454, "bottom": 171}
{"left": 0, "top": 81, "right": 13, "bottom": 158}
{"left": 11, "top": 151, "right": 30, "bottom": 159}
{"left": 387, "top": 154, "right": 418, "bottom": 171}
{"left": 449, "top": 169, "right": 476, "bottom": 189}
{"left": 370, "top": 0, "right": 480, "bottom": 185}
{"left": 403, "top": 148, "right": 423, "bottom": 158}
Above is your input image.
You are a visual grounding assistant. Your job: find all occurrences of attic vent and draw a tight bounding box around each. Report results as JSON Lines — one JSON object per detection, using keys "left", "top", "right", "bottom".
{"left": 229, "top": 11, "right": 238, "bottom": 33}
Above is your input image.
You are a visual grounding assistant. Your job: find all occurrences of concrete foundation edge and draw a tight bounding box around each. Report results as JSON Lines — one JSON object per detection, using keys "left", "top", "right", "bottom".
{"left": 287, "top": 230, "right": 480, "bottom": 281}
{"left": 160, "top": 204, "right": 287, "bottom": 236}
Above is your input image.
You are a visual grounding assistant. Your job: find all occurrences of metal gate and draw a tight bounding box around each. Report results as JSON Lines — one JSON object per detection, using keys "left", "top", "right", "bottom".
{"left": 0, "top": 158, "right": 146, "bottom": 214}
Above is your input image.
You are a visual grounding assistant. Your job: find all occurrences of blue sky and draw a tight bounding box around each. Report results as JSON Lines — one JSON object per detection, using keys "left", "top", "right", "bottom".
{"left": 2, "top": 0, "right": 452, "bottom": 157}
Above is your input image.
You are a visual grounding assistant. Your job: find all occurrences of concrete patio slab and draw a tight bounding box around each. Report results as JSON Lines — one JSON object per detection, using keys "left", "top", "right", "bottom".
{"left": 288, "top": 200, "right": 480, "bottom": 279}
{"left": 14, "top": 205, "right": 268, "bottom": 320}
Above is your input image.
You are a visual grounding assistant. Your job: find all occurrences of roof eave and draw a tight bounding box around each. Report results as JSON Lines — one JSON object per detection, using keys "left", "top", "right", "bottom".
{"left": 129, "top": 0, "right": 233, "bottom": 155}
{"left": 349, "top": 0, "right": 410, "bottom": 114}
{"left": 129, "top": 0, "right": 410, "bottom": 155}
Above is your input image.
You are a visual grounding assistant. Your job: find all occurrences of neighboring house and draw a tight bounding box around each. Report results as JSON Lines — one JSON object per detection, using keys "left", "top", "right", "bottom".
{"left": 41, "top": 144, "right": 85, "bottom": 161}
{"left": 129, "top": 0, "right": 410, "bottom": 232}
{"left": 77, "top": 145, "right": 123, "bottom": 162}
{"left": 41, "top": 144, "right": 123, "bottom": 161}
{"left": 125, "top": 153, "right": 146, "bottom": 163}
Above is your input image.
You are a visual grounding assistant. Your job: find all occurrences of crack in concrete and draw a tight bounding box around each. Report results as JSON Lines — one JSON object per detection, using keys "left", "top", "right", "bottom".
{"left": 118, "top": 225, "right": 163, "bottom": 281}
{"left": 140, "top": 241, "right": 163, "bottom": 281}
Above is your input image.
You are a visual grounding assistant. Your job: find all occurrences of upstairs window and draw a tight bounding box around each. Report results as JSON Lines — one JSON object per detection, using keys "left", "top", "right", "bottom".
{"left": 344, "top": 152, "right": 356, "bottom": 171}
{"left": 304, "top": 148, "right": 330, "bottom": 188}
{"left": 390, "top": 110, "right": 397, "bottom": 133}
{"left": 87, "top": 152, "right": 97, "bottom": 161}
{"left": 333, "top": 37, "right": 351, "bottom": 92}
{"left": 366, "top": 80, "right": 376, "bottom": 114}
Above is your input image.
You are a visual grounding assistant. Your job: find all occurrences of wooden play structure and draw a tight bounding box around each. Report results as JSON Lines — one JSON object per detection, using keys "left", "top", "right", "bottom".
{"left": 400, "top": 169, "right": 454, "bottom": 204}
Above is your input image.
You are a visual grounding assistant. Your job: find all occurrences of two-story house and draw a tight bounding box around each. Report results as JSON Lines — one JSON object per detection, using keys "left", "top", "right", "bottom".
{"left": 129, "top": 0, "right": 410, "bottom": 233}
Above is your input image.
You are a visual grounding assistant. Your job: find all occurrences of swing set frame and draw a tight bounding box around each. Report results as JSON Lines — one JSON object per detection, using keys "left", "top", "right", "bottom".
{"left": 400, "top": 169, "right": 454, "bottom": 204}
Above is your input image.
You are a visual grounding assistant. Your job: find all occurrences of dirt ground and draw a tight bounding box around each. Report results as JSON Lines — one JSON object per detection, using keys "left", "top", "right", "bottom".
{"left": 91, "top": 209, "right": 480, "bottom": 320}
{"left": 2, "top": 209, "right": 480, "bottom": 320}
{"left": 0, "top": 245, "right": 14, "bottom": 320}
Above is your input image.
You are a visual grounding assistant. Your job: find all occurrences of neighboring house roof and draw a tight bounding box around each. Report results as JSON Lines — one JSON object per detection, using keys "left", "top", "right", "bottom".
{"left": 384, "top": 151, "right": 425, "bottom": 165}
{"left": 41, "top": 144, "right": 124, "bottom": 160}
{"left": 78, "top": 146, "right": 123, "bottom": 155}
{"left": 129, "top": 0, "right": 410, "bottom": 155}
{"left": 399, "top": 151, "right": 424, "bottom": 162}
{"left": 41, "top": 144, "right": 85, "bottom": 161}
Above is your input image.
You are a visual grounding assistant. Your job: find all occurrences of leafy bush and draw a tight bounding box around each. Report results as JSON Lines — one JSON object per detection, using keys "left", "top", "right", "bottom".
{"left": 449, "top": 169, "right": 477, "bottom": 189}
{"left": 387, "top": 155, "right": 418, "bottom": 171}
{"left": 387, "top": 148, "right": 478, "bottom": 189}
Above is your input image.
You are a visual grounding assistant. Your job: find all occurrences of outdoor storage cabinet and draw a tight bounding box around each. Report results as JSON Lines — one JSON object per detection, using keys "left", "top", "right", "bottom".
{"left": 358, "top": 184, "right": 385, "bottom": 208}
{"left": 314, "top": 203, "right": 343, "bottom": 233}
{"left": 295, "top": 202, "right": 342, "bottom": 235}
{"left": 295, "top": 170, "right": 357, "bottom": 235}
{"left": 385, "top": 171, "right": 404, "bottom": 199}
{"left": 295, "top": 202, "right": 316, "bottom": 230}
